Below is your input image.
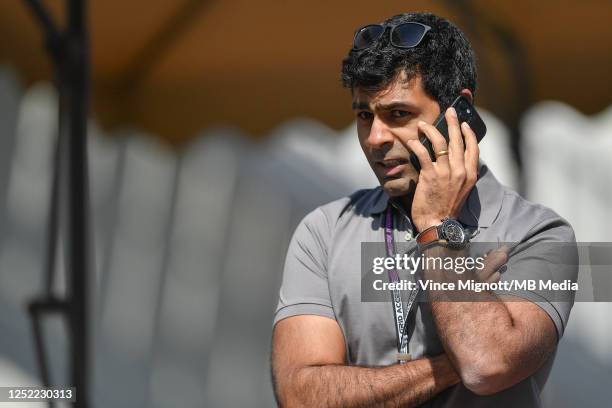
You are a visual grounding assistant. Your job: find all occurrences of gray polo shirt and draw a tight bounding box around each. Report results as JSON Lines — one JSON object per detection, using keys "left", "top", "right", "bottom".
{"left": 273, "top": 163, "right": 578, "bottom": 407}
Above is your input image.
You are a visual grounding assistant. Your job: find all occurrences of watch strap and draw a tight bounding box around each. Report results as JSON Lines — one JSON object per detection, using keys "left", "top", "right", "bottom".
{"left": 416, "top": 224, "right": 442, "bottom": 248}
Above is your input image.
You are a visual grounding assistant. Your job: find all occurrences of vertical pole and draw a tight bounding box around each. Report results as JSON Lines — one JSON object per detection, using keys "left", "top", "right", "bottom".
{"left": 22, "top": 1, "right": 92, "bottom": 406}
{"left": 66, "top": 1, "right": 90, "bottom": 406}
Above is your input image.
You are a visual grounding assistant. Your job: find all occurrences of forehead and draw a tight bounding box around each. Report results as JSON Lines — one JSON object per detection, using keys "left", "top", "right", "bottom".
{"left": 352, "top": 73, "right": 432, "bottom": 108}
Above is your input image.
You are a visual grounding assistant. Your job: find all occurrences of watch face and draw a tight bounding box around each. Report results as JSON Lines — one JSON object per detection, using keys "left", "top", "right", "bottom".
{"left": 441, "top": 220, "right": 466, "bottom": 246}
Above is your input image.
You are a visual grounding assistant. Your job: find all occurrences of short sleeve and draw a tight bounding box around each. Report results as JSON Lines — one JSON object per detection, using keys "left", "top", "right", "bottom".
{"left": 273, "top": 208, "right": 336, "bottom": 326}
{"left": 494, "top": 217, "right": 578, "bottom": 340}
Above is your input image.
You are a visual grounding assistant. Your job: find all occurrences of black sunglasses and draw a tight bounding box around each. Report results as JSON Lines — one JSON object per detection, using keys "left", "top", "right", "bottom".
{"left": 352, "top": 22, "right": 431, "bottom": 51}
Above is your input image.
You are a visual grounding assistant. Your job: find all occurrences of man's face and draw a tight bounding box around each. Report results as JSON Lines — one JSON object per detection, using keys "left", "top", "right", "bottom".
{"left": 352, "top": 73, "right": 440, "bottom": 198}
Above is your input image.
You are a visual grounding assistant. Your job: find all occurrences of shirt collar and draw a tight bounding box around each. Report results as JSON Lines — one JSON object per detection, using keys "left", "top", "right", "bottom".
{"left": 366, "top": 162, "right": 504, "bottom": 228}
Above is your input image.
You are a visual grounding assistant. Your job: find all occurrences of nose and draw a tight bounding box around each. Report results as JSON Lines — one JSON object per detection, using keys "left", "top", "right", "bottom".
{"left": 364, "top": 115, "right": 394, "bottom": 150}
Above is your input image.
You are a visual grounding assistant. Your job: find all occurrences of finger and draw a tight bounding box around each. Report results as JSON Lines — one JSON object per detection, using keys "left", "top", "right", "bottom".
{"left": 445, "top": 108, "right": 464, "bottom": 166}
{"left": 417, "top": 121, "right": 449, "bottom": 166}
{"left": 487, "top": 248, "right": 509, "bottom": 268}
{"left": 407, "top": 139, "right": 434, "bottom": 172}
{"left": 476, "top": 264, "right": 503, "bottom": 283}
{"left": 485, "top": 271, "right": 501, "bottom": 284}
{"left": 476, "top": 249, "right": 508, "bottom": 280}
{"left": 475, "top": 266, "right": 491, "bottom": 283}
{"left": 462, "top": 122, "right": 479, "bottom": 172}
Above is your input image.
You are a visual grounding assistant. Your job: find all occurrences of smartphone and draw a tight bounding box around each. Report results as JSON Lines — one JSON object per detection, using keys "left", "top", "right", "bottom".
{"left": 409, "top": 95, "right": 487, "bottom": 172}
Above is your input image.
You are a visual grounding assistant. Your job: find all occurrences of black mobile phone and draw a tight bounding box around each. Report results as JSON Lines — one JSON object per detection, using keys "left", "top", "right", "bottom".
{"left": 409, "top": 95, "right": 487, "bottom": 172}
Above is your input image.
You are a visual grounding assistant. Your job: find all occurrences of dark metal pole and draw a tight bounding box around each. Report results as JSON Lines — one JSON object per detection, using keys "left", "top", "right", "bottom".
{"left": 23, "top": 1, "right": 92, "bottom": 407}
{"left": 65, "top": 1, "right": 91, "bottom": 407}
{"left": 23, "top": 0, "right": 63, "bottom": 61}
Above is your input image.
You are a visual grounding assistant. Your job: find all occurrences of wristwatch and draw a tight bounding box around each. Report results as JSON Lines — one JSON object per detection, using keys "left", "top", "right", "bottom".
{"left": 416, "top": 219, "right": 469, "bottom": 250}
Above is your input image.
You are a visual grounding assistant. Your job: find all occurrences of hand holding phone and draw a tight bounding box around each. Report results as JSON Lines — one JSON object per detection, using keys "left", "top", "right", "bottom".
{"left": 409, "top": 95, "right": 486, "bottom": 172}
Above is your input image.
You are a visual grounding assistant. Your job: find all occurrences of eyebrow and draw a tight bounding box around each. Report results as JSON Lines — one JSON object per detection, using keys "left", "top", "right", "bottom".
{"left": 352, "top": 101, "right": 418, "bottom": 111}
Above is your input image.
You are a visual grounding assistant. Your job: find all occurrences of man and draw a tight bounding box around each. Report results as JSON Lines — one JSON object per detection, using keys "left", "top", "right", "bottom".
{"left": 271, "top": 12, "right": 577, "bottom": 407}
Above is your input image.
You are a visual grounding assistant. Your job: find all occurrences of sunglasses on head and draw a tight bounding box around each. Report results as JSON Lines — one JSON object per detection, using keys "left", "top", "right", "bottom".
{"left": 352, "top": 22, "right": 431, "bottom": 51}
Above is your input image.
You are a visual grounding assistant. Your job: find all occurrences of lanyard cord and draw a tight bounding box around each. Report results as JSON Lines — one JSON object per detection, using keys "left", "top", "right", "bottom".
{"left": 384, "top": 206, "right": 420, "bottom": 362}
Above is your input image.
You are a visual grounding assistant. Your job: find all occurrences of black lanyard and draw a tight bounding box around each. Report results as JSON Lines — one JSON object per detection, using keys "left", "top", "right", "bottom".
{"left": 384, "top": 205, "right": 419, "bottom": 363}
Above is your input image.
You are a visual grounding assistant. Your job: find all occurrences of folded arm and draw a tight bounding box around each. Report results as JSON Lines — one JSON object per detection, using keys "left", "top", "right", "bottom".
{"left": 271, "top": 314, "right": 460, "bottom": 408}
{"left": 422, "top": 245, "right": 558, "bottom": 396}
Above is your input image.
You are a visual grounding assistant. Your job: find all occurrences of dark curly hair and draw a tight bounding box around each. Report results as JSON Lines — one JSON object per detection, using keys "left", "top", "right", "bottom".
{"left": 341, "top": 12, "right": 477, "bottom": 111}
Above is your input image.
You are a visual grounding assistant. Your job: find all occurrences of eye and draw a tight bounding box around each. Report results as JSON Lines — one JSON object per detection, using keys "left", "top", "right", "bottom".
{"left": 390, "top": 110, "right": 410, "bottom": 118}
{"left": 357, "top": 111, "right": 373, "bottom": 121}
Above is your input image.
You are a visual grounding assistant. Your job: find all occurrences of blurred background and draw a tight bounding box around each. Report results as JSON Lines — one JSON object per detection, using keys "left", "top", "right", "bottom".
{"left": 0, "top": 1, "right": 611, "bottom": 407}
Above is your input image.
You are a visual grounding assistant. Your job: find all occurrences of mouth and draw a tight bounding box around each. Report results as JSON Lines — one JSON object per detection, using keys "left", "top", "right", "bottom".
{"left": 376, "top": 157, "right": 410, "bottom": 178}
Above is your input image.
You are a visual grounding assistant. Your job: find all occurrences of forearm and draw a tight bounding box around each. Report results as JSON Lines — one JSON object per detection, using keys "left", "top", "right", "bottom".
{"left": 421, "top": 245, "right": 534, "bottom": 394}
{"left": 279, "top": 355, "right": 459, "bottom": 408}
{"left": 429, "top": 296, "right": 513, "bottom": 389}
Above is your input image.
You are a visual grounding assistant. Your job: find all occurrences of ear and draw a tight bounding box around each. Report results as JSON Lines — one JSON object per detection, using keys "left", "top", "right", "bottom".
{"left": 460, "top": 88, "right": 473, "bottom": 104}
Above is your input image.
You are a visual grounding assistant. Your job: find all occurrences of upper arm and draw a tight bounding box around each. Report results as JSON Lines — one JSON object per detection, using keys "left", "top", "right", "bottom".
{"left": 272, "top": 315, "right": 346, "bottom": 369}
{"left": 469, "top": 215, "right": 577, "bottom": 394}
{"left": 461, "top": 297, "right": 558, "bottom": 396}
{"left": 495, "top": 215, "right": 578, "bottom": 339}
{"left": 274, "top": 208, "right": 335, "bottom": 325}
{"left": 501, "top": 295, "right": 558, "bottom": 365}
{"left": 272, "top": 207, "right": 342, "bottom": 403}
{"left": 271, "top": 315, "right": 346, "bottom": 402}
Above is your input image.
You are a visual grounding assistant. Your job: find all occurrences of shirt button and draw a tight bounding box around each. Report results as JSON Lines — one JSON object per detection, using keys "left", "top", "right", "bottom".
{"left": 405, "top": 232, "right": 413, "bottom": 240}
